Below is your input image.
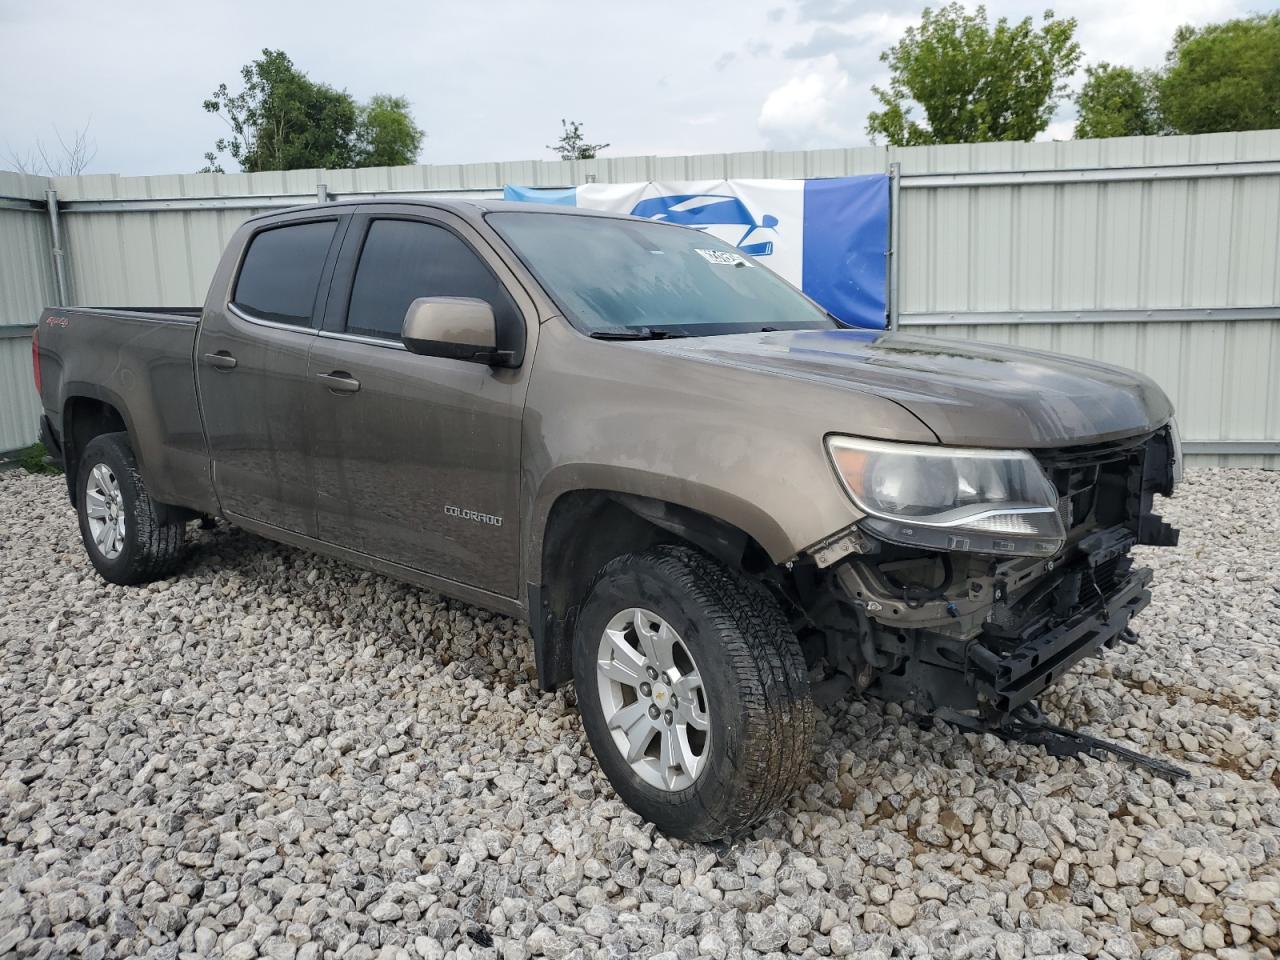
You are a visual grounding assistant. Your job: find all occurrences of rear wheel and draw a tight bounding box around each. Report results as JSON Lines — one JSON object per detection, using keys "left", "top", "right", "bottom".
{"left": 572, "top": 545, "right": 813, "bottom": 841}
{"left": 76, "top": 432, "right": 186, "bottom": 585}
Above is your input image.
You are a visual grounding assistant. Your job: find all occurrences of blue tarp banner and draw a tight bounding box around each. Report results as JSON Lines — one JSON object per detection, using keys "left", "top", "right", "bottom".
{"left": 503, "top": 175, "right": 889, "bottom": 329}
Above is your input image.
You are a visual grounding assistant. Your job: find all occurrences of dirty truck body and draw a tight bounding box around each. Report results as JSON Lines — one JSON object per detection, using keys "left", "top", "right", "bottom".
{"left": 33, "top": 199, "right": 1181, "bottom": 839}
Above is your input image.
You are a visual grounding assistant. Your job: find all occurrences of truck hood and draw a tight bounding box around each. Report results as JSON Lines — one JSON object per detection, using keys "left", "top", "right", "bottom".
{"left": 645, "top": 328, "right": 1173, "bottom": 447}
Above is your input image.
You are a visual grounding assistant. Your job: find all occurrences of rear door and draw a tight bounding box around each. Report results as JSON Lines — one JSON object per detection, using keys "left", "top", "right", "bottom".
{"left": 305, "top": 205, "right": 533, "bottom": 598}
{"left": 195, "top": 213, "right": 346, "bottom": 534}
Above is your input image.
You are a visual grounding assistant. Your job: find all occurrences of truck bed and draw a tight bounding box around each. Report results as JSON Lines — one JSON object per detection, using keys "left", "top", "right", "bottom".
{"left": 36, "top": 306, "right": 217, "bottom": 514}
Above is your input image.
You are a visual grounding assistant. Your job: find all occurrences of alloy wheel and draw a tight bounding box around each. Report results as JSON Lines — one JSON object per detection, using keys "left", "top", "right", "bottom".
{"left": 85, "top": 462, "right": 126, "bottom": 560}
{"left": 595, "top": 607, "right": 710, "bottom": 791}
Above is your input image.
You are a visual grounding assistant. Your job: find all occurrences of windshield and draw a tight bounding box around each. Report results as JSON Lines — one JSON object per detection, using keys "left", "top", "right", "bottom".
{"left": 487, "top": 211, "right": 836, "bottom": 337}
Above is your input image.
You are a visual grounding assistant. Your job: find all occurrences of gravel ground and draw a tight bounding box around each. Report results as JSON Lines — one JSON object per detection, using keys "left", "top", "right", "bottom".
{"left": 1, "top": 467, "right": 1278, "bottom": 960}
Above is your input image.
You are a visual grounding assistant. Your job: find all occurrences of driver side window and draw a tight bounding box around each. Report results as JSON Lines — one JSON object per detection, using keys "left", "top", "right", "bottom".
{"left": 345, "top": 219, "right": 519, "bottom": 342}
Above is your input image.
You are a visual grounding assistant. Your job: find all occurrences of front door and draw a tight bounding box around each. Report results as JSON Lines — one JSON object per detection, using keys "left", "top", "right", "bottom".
{"left": 305, "top": 207, "right": 530, "bottom": 598}
{"left": 195, "top": 215, "right": 344, "bottom": 534}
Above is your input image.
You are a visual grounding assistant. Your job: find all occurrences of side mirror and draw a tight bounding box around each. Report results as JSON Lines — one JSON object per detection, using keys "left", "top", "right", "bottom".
{"left": 401, "top": 297, "right": 513, "bottom": 365}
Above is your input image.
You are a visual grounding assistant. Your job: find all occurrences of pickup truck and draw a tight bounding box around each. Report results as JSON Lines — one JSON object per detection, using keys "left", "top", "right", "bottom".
{"left": 32, "top": 198, "right": 1182, "bottom": 840}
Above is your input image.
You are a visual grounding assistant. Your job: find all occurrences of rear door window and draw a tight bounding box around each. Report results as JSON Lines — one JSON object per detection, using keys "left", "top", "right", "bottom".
{"left": 233, "top": 220, "right": 338, "bottom": 326}
{"left": 344, "top": 218, "right": 519, "bottom": 341}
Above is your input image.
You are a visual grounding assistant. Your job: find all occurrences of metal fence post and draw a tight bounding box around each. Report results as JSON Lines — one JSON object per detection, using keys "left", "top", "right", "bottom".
{"left": 45, "top": 189, "right": 69, "bottom": 307}
{"left": 887, "top": 162, "right": 901, "bottom": 331}
{"left": 316, "top": 183, "right": 330, "bottom": 203}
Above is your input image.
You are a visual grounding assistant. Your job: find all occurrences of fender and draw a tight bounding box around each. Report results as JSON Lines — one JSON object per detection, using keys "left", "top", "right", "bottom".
{"left": 59, "top": 382, "right": 143, "bottom": 486}
{"left": 524, "top": 461, "right": 798, "bottom": 595}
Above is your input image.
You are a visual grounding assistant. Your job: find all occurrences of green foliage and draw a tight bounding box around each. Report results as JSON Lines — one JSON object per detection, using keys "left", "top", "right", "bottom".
{"left": 866, "top": 4, "right": 1082, "bottom": 146}
{"left": 1074, "top": 63, "right": 1165, "bottom": 139}
{"left": 548, "top": 119, "right": 609, "bottom": 160}
{"left": 355, "top": 95, "right": 425, "bottom": 168}
{"left": 202, "top": 50, "right": 423, "bottom": 173}
{"left": 1158, "top": 14, "right": 1280, "bottom": 135}
{"left": 14, "top": 442, "right": 61, "bottom": 476}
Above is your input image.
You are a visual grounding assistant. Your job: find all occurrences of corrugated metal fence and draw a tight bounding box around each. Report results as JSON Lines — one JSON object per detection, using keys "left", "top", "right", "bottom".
{"left": 0, "top": 171, "right": 58, "bottom": 453}
{"left": 2, "top": 130, "right": 1279, "bottom": 464}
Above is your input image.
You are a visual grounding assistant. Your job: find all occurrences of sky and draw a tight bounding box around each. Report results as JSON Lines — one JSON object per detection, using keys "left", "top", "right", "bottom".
{"left": 1, "top": 0, "right": 1275, "bottom": 177}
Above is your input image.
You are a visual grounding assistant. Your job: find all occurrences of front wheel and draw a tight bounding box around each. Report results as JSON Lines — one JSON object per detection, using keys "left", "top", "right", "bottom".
{"left": 76, "top": 432, "right": 186, "bottom": 585}
{"left": 572, "top": 545, "right": 814, "bottom": 841}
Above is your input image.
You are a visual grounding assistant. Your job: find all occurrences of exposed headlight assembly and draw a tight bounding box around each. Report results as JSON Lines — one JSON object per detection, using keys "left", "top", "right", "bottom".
{"left": 826, "top": 436, "right": 1065, "bottom": 557}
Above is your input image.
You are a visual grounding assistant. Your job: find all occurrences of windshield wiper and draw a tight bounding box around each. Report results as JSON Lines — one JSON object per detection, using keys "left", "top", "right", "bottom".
{"left": 588, "top": 327, "right": 688, "bottom": 341}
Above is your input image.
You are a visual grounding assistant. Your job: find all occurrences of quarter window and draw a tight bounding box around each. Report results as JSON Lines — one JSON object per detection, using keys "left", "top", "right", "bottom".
{"left": 345, "top": 219, "right": 519, "bottom": 341}
{"left": 233, "top": 220, "right": 337, "bottom": 326}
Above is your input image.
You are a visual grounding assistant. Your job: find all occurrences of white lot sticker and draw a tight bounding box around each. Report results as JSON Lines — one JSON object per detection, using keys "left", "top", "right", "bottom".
{"left": 695, "top": 248, "right": 747, "bottom": 266}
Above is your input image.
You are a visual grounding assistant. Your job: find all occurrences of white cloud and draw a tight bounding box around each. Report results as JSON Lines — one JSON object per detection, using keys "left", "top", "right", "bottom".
{"left": 756, "top": 11, "right": 914, "bottom": 151}
{"left": 1065, "top": 0, "right": 1246, "bottom": 69}
{"left": 1041, "top": 119, "right": 1076, "bottom": 141}
{"left": 794, "top": 0, "right": 864, "bottom": 22}
{"left": 757, "top": 57, "right": 853, "bottom": 150}
{"left": 783, "top": 25, "right": 860, "bottom": 58}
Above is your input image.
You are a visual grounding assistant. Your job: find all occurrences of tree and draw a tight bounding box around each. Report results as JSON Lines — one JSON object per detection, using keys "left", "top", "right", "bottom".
{"left": 202, "top": 50, "right": 423, "bottom": 173}
{"left": 548, "top": 119, "right": 609, "bottom": 160}
{"left": 4, "top": 121, "right": 97, "bottom": 176}
{"left": 866, "top": 4, "right": 1082, "bottom": 146}
{"left": 1074, "top": 63, "right": 1164, "bottom": 139}
{"left": 354, "top": 95, "right": 425, "bottom": 168}
{"left": 1158, "top": 14, "right": 1280, "bottom": 135}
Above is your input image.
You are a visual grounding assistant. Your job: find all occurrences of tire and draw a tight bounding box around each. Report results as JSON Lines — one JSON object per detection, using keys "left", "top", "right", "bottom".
{"left": 572, "top": 544, "right": 814, "bottom": 841}
{"left": 75, "top": 432, "right": 186, "bottom": 586}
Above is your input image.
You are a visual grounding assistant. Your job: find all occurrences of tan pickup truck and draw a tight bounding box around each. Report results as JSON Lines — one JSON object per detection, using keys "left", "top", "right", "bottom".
{"left": 33, "top": 199, "right": 1182, "bottom": 839}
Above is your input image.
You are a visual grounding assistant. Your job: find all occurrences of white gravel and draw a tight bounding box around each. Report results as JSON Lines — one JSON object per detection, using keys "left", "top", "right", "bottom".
{"left": 1, "top": 467, "right": 1278, "bottom": 960}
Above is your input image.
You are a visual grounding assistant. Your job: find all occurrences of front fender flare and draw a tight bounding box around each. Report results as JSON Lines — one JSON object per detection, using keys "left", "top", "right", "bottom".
{"left": 524, "top": 463, "right": 797, "bottom": 593}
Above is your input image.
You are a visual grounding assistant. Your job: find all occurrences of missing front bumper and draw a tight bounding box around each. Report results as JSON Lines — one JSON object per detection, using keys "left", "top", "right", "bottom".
{"left": 966, "top": 567, "right": 1153, "bottom": 713}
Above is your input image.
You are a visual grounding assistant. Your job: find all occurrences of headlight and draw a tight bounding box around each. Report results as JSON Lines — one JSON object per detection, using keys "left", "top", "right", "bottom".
{"left": 826, "top": 436, "right": 1065, "bottom": 557}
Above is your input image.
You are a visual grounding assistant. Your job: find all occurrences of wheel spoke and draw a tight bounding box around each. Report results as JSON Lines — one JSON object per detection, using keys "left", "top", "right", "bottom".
{"left": 606, "top": 698, "right": 648, "bottom": 734}
{"left": 621, "top": 720, "right": 654, "bottom": 763}
{"left": 598, "top": 629, "right": 646, "bottom": 687}
{"left": 677, "top": 702, "right": 709, "bottom": 732}
{"left": 673, "top": 671, "right": 702, "bottom": 700}
{"left": 658, "top": 730, "right": 678, "bottom": 789}
{"left": 674, "top": 673, "right": 709, "bottom": 731}
{"left": 94, "top": 518, "right": 112, "bottom": 550}
{"left": 675, "top": 727, "right": 703, "bottom": 783}
{"left": 659, "top": 727, "right": 702, "bottom": 789}
{"left": 86, "top": 500, "right": 108, "bottom": 520}
{"left": 606, "top": 699, "right": 655, "bottom": 764}
{"left": 597, "top": 658, "right": 642, "bottom": 687}
{"left": 633, "top": 610, "right": 677, "bottom": 673}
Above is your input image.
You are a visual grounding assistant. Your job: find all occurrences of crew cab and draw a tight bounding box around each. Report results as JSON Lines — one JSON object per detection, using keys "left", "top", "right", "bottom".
{"left": 33, "top": 199, "right": 1181, "bottom": 839}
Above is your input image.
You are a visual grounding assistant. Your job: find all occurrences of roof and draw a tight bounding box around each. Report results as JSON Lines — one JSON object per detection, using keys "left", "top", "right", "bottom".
{"left": 244, "top": 196, "right": 633, "bottom": 224}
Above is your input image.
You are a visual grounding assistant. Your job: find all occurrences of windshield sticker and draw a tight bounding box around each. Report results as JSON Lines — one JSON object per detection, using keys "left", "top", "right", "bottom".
{"left": 694, "top": 248, "right": 748, "bottom": 266}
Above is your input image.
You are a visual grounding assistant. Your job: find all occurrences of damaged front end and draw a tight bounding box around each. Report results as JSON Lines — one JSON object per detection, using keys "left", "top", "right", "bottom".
{"left": 785, "top": 424, "right": 1185, "bottom": 775}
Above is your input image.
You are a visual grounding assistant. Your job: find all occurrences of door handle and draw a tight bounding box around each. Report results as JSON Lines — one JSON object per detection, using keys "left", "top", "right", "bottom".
{"left": 317, "top": 371, "right": 360, "bottom": 394}
{"left": 202, "top": 351, "right": 237, "bottom": 370}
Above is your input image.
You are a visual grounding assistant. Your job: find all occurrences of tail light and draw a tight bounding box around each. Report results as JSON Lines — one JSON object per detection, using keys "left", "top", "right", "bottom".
{"left": 31, "top": 326, "right": 41, "bottom": 394}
